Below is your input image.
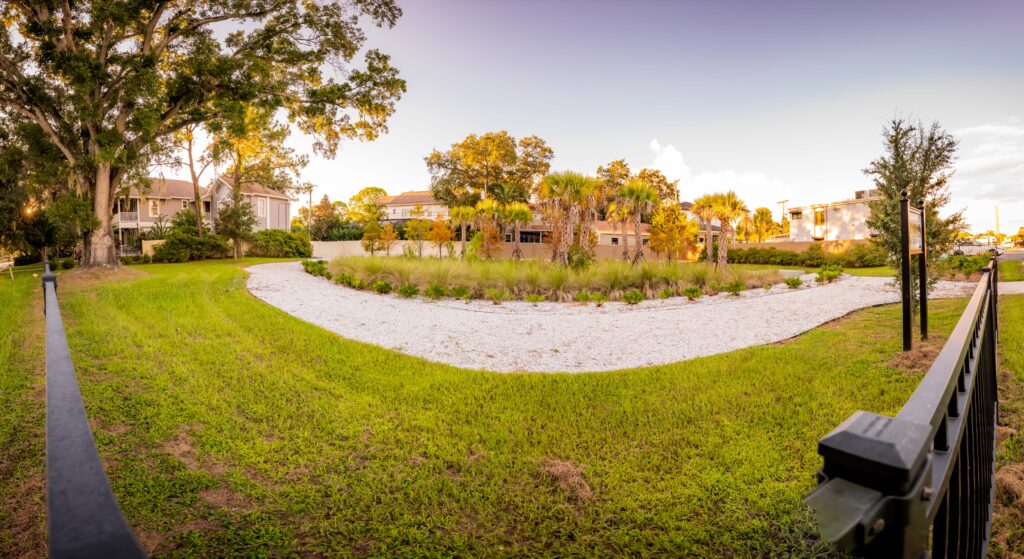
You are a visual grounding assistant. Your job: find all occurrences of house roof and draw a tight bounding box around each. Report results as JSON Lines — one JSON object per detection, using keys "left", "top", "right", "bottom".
{"left": 216, "top": 175, "right": 292, "bottom": 200}
{"left": 379, "top": 191, "right": 439, "bottom": 206}
{"left": 129, "top": 178, "right": 207, "bottom": 199}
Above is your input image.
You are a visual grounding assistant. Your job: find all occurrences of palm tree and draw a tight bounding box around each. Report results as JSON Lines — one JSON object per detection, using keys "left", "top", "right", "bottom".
{"left": 539, "top": 171, "right": 598, "bottom": 266}
{"left": 606, "top": 200, "right": 631, "bottom": 261}
{"left": 449, "top": 205, "right": 476, "bottom": 257}
{"left": 736, "top": 213, "right": 754, "bottom": 243}
{"left": 618, "top": 178, "right": 659, "bottom": 265}
{"left": 490, "top": 182, "right": 528, "bottom": 241}
{"left": 691, "top": 194, "right": 717, "bottom": 266}
{"left": 752, "top": 207, "right": 774, "bottom": 242}
{"left": 503, "top": 202, "right": 532, "bottom": 259}
{"left": 712, "top": 190, "right": 748, "bottom": 269}
{"left": 474, "top": 198, "right": 502, "bottom": 258}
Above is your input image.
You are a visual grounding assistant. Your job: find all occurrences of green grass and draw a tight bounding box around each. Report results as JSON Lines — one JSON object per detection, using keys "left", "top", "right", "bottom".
{"left": 728, "top": 263, "right": 896, "bottom": 277}
{"left": 1001, "top": 259, "right": 1024, "bottom": 281}
{"left": 2, "top": 259, "right": 1022, "bottom": 557}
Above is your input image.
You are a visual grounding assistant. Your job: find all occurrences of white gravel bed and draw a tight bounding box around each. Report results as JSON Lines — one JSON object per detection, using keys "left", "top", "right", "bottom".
{"left": 245, "top": 262, "right": 1001, "bottom": 374}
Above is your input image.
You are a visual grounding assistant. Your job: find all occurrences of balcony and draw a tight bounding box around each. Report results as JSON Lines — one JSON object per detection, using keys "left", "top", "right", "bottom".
{"left": 113, "top": 212, "right": 139, "bottom": 228}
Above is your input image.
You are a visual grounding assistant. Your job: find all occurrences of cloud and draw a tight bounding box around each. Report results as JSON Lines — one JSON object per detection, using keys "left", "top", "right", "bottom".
{"left": 647, "top": 139, "right": 798, "bottom": 216}
{"left": 947, "top": 120, "right": 1024, "bottom": 232}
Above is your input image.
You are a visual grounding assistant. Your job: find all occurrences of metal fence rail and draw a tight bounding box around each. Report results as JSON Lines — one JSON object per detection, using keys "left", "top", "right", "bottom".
{"left": 805, "top": 257, "right": 1000, "bottom": 557}
{"left": 42, "top": 260, "right": 147, "bottom": 558}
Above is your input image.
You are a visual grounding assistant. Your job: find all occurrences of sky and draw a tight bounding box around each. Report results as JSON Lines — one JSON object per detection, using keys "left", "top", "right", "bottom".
{"left": 180, "top": 0, "right": 1024, "bottom": 233}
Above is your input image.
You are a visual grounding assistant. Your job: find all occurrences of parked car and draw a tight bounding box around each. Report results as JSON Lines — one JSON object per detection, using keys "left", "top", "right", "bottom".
{"left": 953, "top": 241, "right": 1003, "bottom": 256}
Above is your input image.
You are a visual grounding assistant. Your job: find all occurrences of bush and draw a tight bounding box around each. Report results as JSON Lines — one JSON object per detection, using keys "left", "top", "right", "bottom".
{"left": 682, "top": 286, "right": 702, "bottom": 300}
{"left": 801, "top": 243, "right": 832, "bottom": 268}
{"left": 301, "top": 259, "right": 329, "bottom": 278}
{"left": 591, "top": 292, "right": 608, "bottom": 307}
{"left": 937, "top": 254, "right": 989, "bottom": 278}
{"left": 484, "top": 288, "right": 510, "bottom": 304}
{"left": 841, "top": 243, "right": 887, "bottom": 268}
{"left": 623, "top": 289, "right": 645, "bottom": 305}
{"left": 398, "top": 284, "right": 419, "bottom": 298}
{"left": 816, "top": 264, "right": 843, "bottom": 284}
{"left": 574, "top": 291, "right": 591, "bottom": 304}
{"left": 59, "top": 257, "right": 76, "bottom": 270}
{"left": 14, "top": 254, "right": 40, "bottom": 266}
{"left": 425, "top": 284, "right": 446, "bottom": 300}
{"left": 785, "top": 277, "right": 803, "bottom": 289}
{"left": 334, "top": 272, "right": 355, "bottom": 287}
{"left": 449, "top": 286, "right": 471, "bottom": 300}
{"left": 724, "top": 280, "right": 744, "bottom": 295}
{"left": 152, "top": 231, "right": 231, "bottom": 262}
{"left": 372, "top": 279, "right": 393, "bottom": 294}
{"left": 525, "top": 293, "right": 546, "bottom": 304}
{"left": 246, "top": 229, "right": 312, "bottom": 258}
{"left": 658, "top": 287, "right": 675, "bottom": 299}
{"left": 350, "top": 278, "right": 367, "bottom": 290}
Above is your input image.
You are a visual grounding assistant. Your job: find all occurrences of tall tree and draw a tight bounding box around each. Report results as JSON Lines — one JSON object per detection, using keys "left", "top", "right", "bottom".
{"left": 635, "top": 168, "right": 680, "bottom": 203}
{"left": 425, "top": 132, "right": 552, "bottom": 207}
{"left": 427, "top": 218, "right": 454, "bottom": 258}
{"left": 405, "top": 204, "right": 431, "bottom": 257}
{"left": 538, "top": 171, "right": 601, "bottom": 266}
{"left": 173, "top": 124, "right": 213, "bottom": 238}
{"left": 711, "top": 191, "right": 748, "bottom": 269}
{"left": 503, "top": 201, "right": 532, "bottom": 260}
{"left": 596, "top": 159, "right": 631, "bottom": 219}
{"left": 864, "top": 118, "right": 964, "bottom": 307}
{"left": 649, "top": 202, "right": 698, "bottom": 260}
{"left": 752, "top": 207, "right": 774, "bottom": 242}
{"left": 448, "top": 205, "right": 476, "bottom": 258}
{"left": 691, "top": 195, "right": 717, "bottom": 266}
{"left": 0, "top": 1, "right": 405, "bottom": 266}
{"left": 347, "top": 187, "right": 388, "bottom": 224}
{"left": 618, "top": 178, "right": 659, "bottom": 265}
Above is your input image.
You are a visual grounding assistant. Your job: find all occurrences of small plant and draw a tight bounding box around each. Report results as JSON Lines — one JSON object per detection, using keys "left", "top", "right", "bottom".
{"left": 816, "top": 264, "right": 843, "bottom": 284}
{"left": 682, "top": 286, "right": 702, "bottom": 300}
{"left": 591, "top": 292, "right": 608, "bottom": 307}
{"left": 350, "top": 278, "right": 368, "bottom": 290}
{"left": 658, "top": 287, "right": 675, "bottom": 300}
{"left": 334, "top": 272, "right": 355, "bottom": 287}
{"left": 372, "top": 279, "right": 393, "bottom": 294}
{"left": 60, "top": 257, "right": 77, "bottom": 270}
{"left": 449, "top": 285, "right": 470, "bottom": 300}
{"left": 425, "top": 284, "right": 447, "bottom": 300}
{"left": 785, "top": 277, "right": 803, "bottom": 289}
{"left": 525, "top": 293, "right": 547, "bottom": 305}
{"left": 763, "top": 283, "right": 773, "bottom": 291}
{"left": 724, "top": 280, "right": 744, "bottom": 296}
{"left": 484, "top": 288, "right": 510, "bottom": 305}
{"left": 398, "top": 284, "right": 419, "bottom": 298}
{"left": 623, "top": 289, "right": 645, "bottom": 305}
{"left": 574, "top": 291, "right": 591, "bottom": 304}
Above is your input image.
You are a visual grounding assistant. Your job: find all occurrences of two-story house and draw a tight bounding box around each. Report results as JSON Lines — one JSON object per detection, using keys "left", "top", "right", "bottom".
{"left": 788, "top": 190, "right": 881, "bottom": 242}
{"left": 380, "top": 191, "right": 449, "bottom": 222}
{"left": 206, "top": 175, "right": 292, "bottom": 231}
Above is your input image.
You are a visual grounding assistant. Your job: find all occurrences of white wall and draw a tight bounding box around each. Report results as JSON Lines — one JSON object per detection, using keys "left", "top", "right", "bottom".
{"left": 790, "top": 202, "right": 874, "bottom": 242}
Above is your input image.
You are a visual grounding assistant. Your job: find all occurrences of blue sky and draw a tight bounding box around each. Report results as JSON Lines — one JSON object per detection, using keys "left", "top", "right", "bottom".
{"left": 207, "top": 0, "right": 1024, "bottom": 232}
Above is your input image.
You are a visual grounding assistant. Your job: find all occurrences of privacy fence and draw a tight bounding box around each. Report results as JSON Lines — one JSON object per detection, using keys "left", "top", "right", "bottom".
{"left": 806, "top": 257, "right": 1001, "bottom": 557}
{"left": 41, "top": 260, "right": 146, "bottom": 558}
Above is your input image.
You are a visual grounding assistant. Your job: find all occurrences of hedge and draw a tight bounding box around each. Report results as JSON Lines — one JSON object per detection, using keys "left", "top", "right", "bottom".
{"left": 246, "top": 230, "right": 312, "bottom": 258}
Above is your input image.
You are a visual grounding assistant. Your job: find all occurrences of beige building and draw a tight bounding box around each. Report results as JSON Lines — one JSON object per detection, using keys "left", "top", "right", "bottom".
{"left": 788, "top": 190, "right": 881, "bottom": 242}
{"left": 380, "top": 191, "right": 449, "bottom": 222}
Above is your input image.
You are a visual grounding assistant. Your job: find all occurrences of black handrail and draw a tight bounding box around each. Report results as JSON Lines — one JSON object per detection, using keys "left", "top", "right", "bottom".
{"left": 805, "top": 256, "right": 1000, "bottom": 557}
{"left": 42, "top": 259, "right": 147, "bottom": 558}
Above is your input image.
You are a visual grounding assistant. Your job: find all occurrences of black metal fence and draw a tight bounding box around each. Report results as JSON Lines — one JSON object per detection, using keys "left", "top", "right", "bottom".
{"left": 41, "top": 260, "right": 147, "bottom": 558}
{"left": 805, "top": 257, "right": 1001, "bottom": 557}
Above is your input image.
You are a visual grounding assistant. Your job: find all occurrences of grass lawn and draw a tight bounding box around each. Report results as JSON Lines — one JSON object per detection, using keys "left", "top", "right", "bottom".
{"left": 1, "top": 259, "right": 1021, "bottom": 557}
{"left": 728, "top": 263, "right": 895, "bottom": 277}
{"left": 1001, "top": 259, "right": 1024, "bottom": 282}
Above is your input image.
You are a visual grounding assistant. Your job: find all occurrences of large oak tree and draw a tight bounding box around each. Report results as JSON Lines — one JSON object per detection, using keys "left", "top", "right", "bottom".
{"left": 0, "top": 0, "right": 405, "bottom": 265}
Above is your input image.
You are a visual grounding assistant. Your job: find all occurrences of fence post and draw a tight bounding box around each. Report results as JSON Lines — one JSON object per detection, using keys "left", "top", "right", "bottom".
{"left": 899, "top": 190, "right": 912, "bottom": 351}
{"left": 918, "top": 201, "right": 927, "bottom": 340}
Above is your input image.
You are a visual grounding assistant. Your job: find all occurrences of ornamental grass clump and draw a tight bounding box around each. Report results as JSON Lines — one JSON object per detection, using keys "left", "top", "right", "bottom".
{"left": 590, "top": 292, "right": 608, "bottom": 307}
{"left": 575, "top": 291, "right": 592, "bottom": 304}
{"left": 623, "top": 289, "right": 645, "bottom": 305}
{"left": 484, "top": 288, "right": 510, "bottom": 305}
{"left": 425, "top": 284, "right": 446, "bottom": 300}
{"left": 398, "top": 284, "right": 419, "bottom": 298}
{"left": 682, "top": 286, "right": 702, "bottom": 300}
{"left": 372, "top": 279, "right": 393, "bottom": 294}
{"left": 785, "top": 277, "right": 803, "bottom": 289}
{"left": 658, "top": 287, "right": 675, "bottom": 299}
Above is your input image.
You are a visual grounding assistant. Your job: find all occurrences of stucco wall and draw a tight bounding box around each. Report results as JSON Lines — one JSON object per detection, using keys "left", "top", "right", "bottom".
{"left": 729, "top": 239, "right": 870, "bottom": 254}
{"left": 790, "top": 202, "right": 874, "bottom": 242}
{"left": 312, "top": 241, "right": 678, "bottom": 261}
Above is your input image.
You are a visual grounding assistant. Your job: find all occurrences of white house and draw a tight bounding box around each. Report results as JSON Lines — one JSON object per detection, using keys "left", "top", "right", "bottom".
{"left": 380, "top": 191, "right": 449, "bottom": 222}
{"left": 207, "top": 175, "right": 292, "bottom": 232}
{"left": 788, "top": 190, "right": 881, "bottom": 242}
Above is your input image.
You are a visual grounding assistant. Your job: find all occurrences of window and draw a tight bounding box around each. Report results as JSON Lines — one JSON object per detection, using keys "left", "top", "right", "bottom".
{"left": 257, "top": 197, "right": 267, "bottom": 217}
{"left": 642, "top": 238, "right": 649, "bottom": 246}
{"left": 149, "top": 199, "right": 159, "bottom": 217}
{"left": 203, "top": 201, "right": 211, "bottom": 213}
{"left": 611, "top": 237, "right": 619, "bottom": 245}
{"left": 814, "top": 209, "right": 825, "bottom": 226}
{"left": 181, "top": 200, "right": 189, "bottom": 210}
{"left": 790, "top": 211, "right": 803, "bottom": 220}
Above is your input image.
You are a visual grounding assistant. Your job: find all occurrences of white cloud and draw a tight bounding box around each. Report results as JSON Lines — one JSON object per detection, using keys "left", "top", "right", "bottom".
{"left": 949, "top": 120, "right": 1024, "bottom": 232}
{"left": 647, "top": 139, "right": 799, "bottom": 218}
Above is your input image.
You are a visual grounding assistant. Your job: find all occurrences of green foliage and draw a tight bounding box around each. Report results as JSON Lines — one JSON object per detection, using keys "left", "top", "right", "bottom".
{"left": 658, "top": 287, "right": 675, "bottom": 299}
{"left": 301, "top": 259, "right": 329, "bottom": 278}
{"left": 397, "top": 284, "right": 419, "bottom": 298}
{"left": 449, "top": 286, "right": 471, "bottom": 301}
{"left": 936, "top": 254, "right": 990, "bottom": 278}
{"left": 372, "top": 280, "right": 393, "bottom": 294}
{"left": 816, "top": 264, "right": 844, "bottom": 284}
{"left": 724, "top": 280, "right": 744, "bottom": 295}
{"left": 246, "top": 230, "right": 313, "bottom": 258}
{"left": 333, "top": 272, "right": 355, "bottom": 287}
{"left": 426, "top": 132, "right": 553, "bottom": 207}
{"left": 725, "top": 243, "right": 887, "bottom": 269}
{"left": 484, "top": 288, "right": 510, "bottom": 304}
{"left": 215, "top": 200, "right": 258, "bottom": 258}
{"left": 59, "top": 258, "right": 76, "bottom": 270}
{"left": 623, "top": 289, "right": 645, "bottom": 304}
{"left": 681, "top": 286, "right": 702, "bottom": 300}
{"left": 785, "top": 277, "right": 804, "bottom": 289}
{"left": 590, "top": 292, "right": 608, "bottom": 307}
{"left": 152, "top": 231, "right": 231, "bottom": 263}
{"left": 525, "top": 294, "right": 547, "bottom": 304}
{"left": 574, "top": 291, "right": 592, "bottom": 304}
{"left": 424, "top": 284, "right": 447, "bottom": 300}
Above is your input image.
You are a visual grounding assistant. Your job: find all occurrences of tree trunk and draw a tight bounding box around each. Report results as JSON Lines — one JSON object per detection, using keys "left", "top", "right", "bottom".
{"left": 82, "top": 164, "right": 118, "bottom": 267}
{"left": 717, "top": 225, "right": 729, "bottom": 269}
{"left": 460, "top": 223, "right": 467, "bottom": 257}
{"left": 704, "top": 222, "right": 714, "bottom": 265}
{"left": 187, "top": 140, "right": 204, "bottom": 238}
{"left": 621, "top": 219, "right": 630, "bottom": 260}
{"left": 633, "top": 213, "right": 644, "bottom": 263}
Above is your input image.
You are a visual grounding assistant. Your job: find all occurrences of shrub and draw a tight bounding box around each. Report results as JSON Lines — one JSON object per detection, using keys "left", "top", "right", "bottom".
{"left": 425, "top": 284, "right": 446, "bottom": 300}
{"left": 59, "top": 257, "right": 76, "bottom": 270}
{"left": 937, "top": 254, "right": 989, "bottom": 278}
{"left": 484, "top": 288, "right": 510, "bottom": 304}
{"left": 246, "top": 229, "right": 312, "bottom": 258}
{"left": 120, "top": 256, "right": 134, "bottom": 265}
{"left": 334, "top": 272, "right": 355, "bottom": 287}
{"left": 591, "top": 292, "right": 608, "bottom": 307}
{"left": 841, "top": 243, "right": 887, "bottom": 268}
{"left": 574, "top": 291, "right": 592, "bottom": 304}
{"left": 816, "top": 264, "right": 843, "bottom": 284}
{"left": 372, "top": 279, "right": 393, "bottom": 294}
{"left": 724, "top": 280, "right": 744, "bottom": 295}
{"left": 14, "top": 254, "right": 40, "bottom": 266}
{"left": 301, "top": 259, "right": 328, "bottom": 277}
{"left": 350, "top": 278, "right": 367, "bottom": 290}
{"left": 658, "top": 287, "right": 675, "bottom": 299}
{"left": 449, "top": 286, "right": 471, "bottom": 300}
{"left": 800, "top": 243, "right": 832, "bottom": 268}
{"left": 398, "top": 284, "right": 419, "bottom": 298}
{"left": 525, "top": 293, "right": 546, "bottom": 305}
{"left": 153, "top": 231, "right": 230, "bottom": 262}
{"left": 785, "top": 277, "right": 803, "bottom": 289}
{"left": 623, "top": 289, "right": 645, "bottom": 305}
{"left": 682, "top": 286, "right": 702, "bottom": 300}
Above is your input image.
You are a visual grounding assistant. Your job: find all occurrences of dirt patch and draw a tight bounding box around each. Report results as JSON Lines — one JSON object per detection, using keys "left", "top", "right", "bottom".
{"left": 158, "top": 426, "right": 226, "bottom": 475}
{"left": 58, "top": 266, "right": 147, "bottom": 293}
{"left": 888, "top": 339, "right": 945, "bottom": 374}
{"left": 996, "top": 464, "right": 1024, "bottom": 507}
{"left": 538, "top": 458, "right": 592, "bottom": 504}
{"left": 997, "top": 425, "right": 1018, "bottom": 444}
{"left": 199, "top": 486, "right": 252, "bottom": 512}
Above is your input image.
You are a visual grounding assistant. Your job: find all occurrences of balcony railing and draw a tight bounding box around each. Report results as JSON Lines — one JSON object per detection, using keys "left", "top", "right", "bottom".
{"left": 41, "top": 260, "right": 147, "bottom": 558}
{"left": 114, "top": 212, "right": 139, "bottom": 223}
{"left": 805, "top": 257, "right": 1000, "bottom": 557}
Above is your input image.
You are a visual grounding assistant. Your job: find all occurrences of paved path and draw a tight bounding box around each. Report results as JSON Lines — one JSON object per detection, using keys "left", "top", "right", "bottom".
{"left": 246, "top": 262, "right": 1023, "bottom": 374}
